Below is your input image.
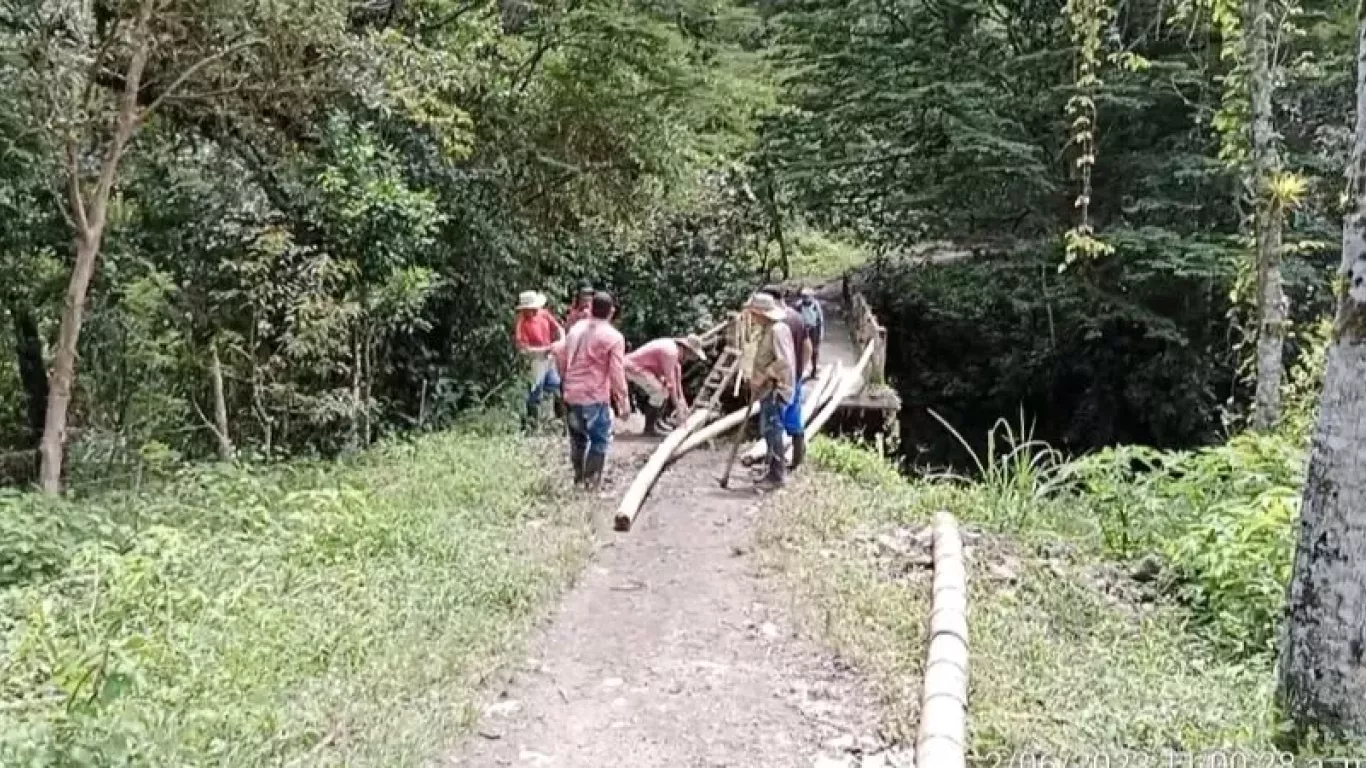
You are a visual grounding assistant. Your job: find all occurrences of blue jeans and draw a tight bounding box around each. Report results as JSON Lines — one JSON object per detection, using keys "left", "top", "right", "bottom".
{"left": 759, "top": 391, "right": 789, "bottom": 481}
{"left": 566, "top": 403, "right": 613, "bottom": 459}
{"left": 526, "top": 358, "right": 561, "bottom": 412}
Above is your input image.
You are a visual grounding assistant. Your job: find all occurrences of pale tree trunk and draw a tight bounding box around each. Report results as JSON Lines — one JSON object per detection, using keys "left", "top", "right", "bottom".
{"left": 1277, "top": 17, "right": 1366, "bottom": 738}
{"left": 38, "top": 1, "right": 155, "bottom": 493}
{"left": 1247, "top": 0, "right": 1287, "bottom": 431}
{"left": 209, "top": 340, "right": 234, "bottom": 461}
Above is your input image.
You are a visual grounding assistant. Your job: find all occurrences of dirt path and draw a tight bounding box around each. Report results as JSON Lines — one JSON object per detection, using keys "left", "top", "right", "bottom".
{"left": 437, "top": 435, "right": 910, "bottom": 768}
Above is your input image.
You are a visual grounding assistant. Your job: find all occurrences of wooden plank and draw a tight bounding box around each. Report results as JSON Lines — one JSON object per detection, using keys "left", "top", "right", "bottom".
{"left": 672, "top": 402, "right": 758, "bottom": 459}
{"left": 613, "top": 409, "right": 713, "bottom": 531}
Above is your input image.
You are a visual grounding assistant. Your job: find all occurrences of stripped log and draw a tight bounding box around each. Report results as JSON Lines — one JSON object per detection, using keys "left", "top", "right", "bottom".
{"left": 916, "top": 511, "right": 969, "bottom": 768}
{"left": 613, "top": 409, "right": 712, "bottom": 531}
{"left": 740, "top": 363, "right": 841, "bottom": 463}
{"left": 673, "top": 401, "right": 759, "bottom": 459}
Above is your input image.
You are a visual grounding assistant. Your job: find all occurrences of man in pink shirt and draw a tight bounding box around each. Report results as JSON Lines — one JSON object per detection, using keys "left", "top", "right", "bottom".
{"left": 625, "top": 334, "right": 708, "bottom": 436}
{"left": 553, "top": 292, "right": 630, "bottom": 488}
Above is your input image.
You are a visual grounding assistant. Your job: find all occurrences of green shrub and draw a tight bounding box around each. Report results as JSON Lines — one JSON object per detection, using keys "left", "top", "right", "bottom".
{"left": 809, "top": 437, "right": 903, "bottom": 487}
{"left": 0, "top": 432, "right": 586, "bottom": 766}
{"left": 1060, "top": 432, "right": 1303, "bottom": 657}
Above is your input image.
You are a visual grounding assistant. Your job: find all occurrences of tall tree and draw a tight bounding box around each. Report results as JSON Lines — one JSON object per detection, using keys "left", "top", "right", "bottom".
{"left": 18, "top": 0, "right": 345, "bottom": 491}
{"left": 1277, "top": 10, "right": 1366, "bottom": 737}
{"left": 1247, "top": 0, "right": 1289, "bottom": 431}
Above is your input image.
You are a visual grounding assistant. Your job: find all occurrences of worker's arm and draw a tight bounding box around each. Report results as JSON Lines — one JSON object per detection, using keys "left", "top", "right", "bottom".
{"left": 610, "top": 336, "right": 630, "bottom": 416}
{"left": 669, "top": 358, "right": 688, "bottom": 415}
{"left": 513, "top": 318, "right": 535, "bottom": 353}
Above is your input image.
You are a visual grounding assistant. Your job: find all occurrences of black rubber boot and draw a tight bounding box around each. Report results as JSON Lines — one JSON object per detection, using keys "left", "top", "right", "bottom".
{"left": 570, "top": 447, "right": 586, "bottom": 485}
{"left": 789, "top": 433, "right": 807, "bottom": 470}
{"left": 583, "top": 452, "right": 606, "bottom": 490}
{"left": 757, "top": 454, "right": 787, "bottom": 490}
{"left": 641, "top": 402, "right": 668, "bottom": 437}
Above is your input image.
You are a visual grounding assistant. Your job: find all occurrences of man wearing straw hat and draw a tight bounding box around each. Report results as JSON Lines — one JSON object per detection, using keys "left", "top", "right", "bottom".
{"left": 745, "top": 292, "right": 797, "bottom": 489}
{"left": 624, "top": 334, "right": 709, "bottom": 437}
{"left": 513, "top": 290, "right": 565, "bottom": 430}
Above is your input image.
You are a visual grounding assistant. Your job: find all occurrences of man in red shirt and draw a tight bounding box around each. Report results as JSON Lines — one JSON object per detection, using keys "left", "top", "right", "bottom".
{"left": 553, "top": 292, "right": 630, "bottom": 488}
{"left": 514, "top": 290, "right": 565, "bottom": 430}
{"left": 625, "top": 334, "right": 708, "bottom": 436}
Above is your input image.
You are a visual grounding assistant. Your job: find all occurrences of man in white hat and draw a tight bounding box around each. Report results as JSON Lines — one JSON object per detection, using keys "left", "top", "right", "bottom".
{"left": 745, "top": 292, "right": 797, "bottom": 489}
{"left": 624, "top": 334, "right": 709, "bottom": 437}
{"left": 514, "top": 290, "right": 565, "bottom": 430}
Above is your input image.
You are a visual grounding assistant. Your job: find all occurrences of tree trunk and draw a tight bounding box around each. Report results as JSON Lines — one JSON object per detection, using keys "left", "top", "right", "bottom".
{"left": 1277, "top": 16, "right": 1366, "bottom": 738}
{"left": 38, "top": 1, "right": 155, "bottom": 493}
{"left": 1247, "top": 0, "right": 1287, "bottom": 431}
{"left": 9, "top": 303, "right": 48, "bottom": 446}
{"left": 760, "top": 167, "right": 791, "bottom": 281}
{"left": 209, "top": 340, "right": 234, "bottom": 461}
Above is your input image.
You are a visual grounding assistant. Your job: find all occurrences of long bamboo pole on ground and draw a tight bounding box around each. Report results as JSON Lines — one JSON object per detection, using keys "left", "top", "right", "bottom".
{"left": 613, "top": 409, "right": 713, "bottom": 531}
{"left": 916, "top": 511, "right": 969, "bottom": 768}
{"left": 740, "top": 363, "right": 840, "bottom": 463}
{"left": 673, "top": 402, "right": 758, "bottom": 459}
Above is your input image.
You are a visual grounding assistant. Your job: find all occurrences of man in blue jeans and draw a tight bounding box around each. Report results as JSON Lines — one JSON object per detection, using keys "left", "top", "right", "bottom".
{"left": 744, "top": 293, "right": 797, "bottom": 489}
{"left": 554, "top": 292, "right": 630, "bottom": 489}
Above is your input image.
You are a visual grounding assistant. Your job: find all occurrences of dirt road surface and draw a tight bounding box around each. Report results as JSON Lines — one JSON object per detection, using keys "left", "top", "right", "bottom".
{"left": 437, "top": 432, "right": 910, "bottom": 768}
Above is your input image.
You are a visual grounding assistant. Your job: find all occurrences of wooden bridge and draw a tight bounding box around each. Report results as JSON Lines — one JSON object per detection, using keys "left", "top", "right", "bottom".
{"left": 692, "top": 278, "right": 900, "bottom": 417}
{"left": 614, "top": 278, "right": 900, "bottom": 531}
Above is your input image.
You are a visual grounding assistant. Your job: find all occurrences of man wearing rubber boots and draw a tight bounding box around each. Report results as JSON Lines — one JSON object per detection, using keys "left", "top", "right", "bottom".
{"left": 555, "top": 292, "right": 630, "bottom": 489}
{"left": 625, "top": 334, "right": 708, "bottom": 437}
{"left": 757, "top": 285, "right": 811, "bottom": 470}
{"left": 745, "top": 293, "right": 797, "bottom": 490}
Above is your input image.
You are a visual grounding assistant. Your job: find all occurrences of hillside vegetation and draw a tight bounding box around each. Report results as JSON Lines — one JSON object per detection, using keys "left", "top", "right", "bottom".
{"left": 1, "top": 428, "right": 590, "bottom": 765}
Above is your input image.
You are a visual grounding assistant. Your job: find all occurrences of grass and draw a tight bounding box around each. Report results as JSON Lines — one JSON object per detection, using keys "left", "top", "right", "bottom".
{"left": 0, "top": 430, "right": 592, "bottom": 767}
{"left": 757, "top": 436, "right": 1285, "bottom": 761}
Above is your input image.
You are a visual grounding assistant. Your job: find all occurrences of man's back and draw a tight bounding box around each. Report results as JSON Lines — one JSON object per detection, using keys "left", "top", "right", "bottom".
{"left": 781, "top": 306, "right": 808, "bottom": 376}
{"left": 557, "top": 320, "right": 627, "bottom": 407}
{"left": 625, "top": 339, "right": 679, "bottom": 378}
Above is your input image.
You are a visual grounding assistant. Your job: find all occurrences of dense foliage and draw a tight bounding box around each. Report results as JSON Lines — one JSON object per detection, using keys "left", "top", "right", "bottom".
{"left": 0, "top": 0, "right": 777, "bottom": 482}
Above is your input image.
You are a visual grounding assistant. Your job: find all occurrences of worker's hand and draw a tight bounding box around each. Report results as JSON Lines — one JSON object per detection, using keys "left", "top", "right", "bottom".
{"left": 675, "top": 404, "right": 690, "bottom": 422}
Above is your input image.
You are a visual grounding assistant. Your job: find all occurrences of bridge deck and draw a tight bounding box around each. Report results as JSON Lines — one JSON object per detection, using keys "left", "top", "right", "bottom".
{"left": 814, "top": 290, "right": 900, "bottom": 412}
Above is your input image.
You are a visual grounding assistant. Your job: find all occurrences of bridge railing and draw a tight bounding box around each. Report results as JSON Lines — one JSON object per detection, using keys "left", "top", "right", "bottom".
{"left": 842, "top": 276, "right": 888, "bottom": 387}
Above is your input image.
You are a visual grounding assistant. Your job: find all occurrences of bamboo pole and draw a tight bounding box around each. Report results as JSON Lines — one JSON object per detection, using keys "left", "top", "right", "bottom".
{"left": 916, "top": 511, "right": 969, "bottom": 768}
{"left": 673, "top": 401, "right": 759, "bottom": 459}
{"left": 613, "top": 409, "right": 713, "bottom": 531}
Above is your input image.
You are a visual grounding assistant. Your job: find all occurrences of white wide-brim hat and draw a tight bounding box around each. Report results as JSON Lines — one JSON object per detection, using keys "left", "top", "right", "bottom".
{"left": 516, "top": 290, "right": 547, "bottom": 311}
{"left": 745, "top": 293, "right": 786, "bottom": 322}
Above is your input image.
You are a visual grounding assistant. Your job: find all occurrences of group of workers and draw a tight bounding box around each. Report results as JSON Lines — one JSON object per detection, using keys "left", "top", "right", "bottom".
{"left": 512, "top": 279, "right": 826, "bottom": 491}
